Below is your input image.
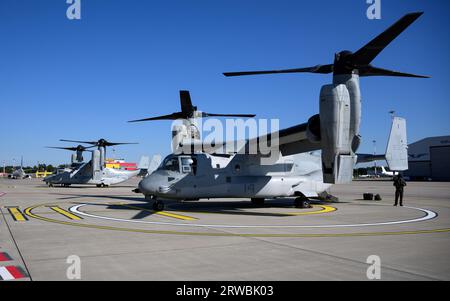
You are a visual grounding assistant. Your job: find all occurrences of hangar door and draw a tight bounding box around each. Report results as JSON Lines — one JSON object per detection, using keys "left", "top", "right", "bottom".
{"left": 431, "top": 146, "right": 450, "bottom": 181}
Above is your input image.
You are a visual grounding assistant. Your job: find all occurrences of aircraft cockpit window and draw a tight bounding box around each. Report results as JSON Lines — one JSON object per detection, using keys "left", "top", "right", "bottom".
{"left": 162, "top": 157, "right": 180, "bottom": 172}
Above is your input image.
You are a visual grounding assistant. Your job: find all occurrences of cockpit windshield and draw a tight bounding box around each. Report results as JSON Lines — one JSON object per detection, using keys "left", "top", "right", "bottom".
{"left": 159, "top": 155, "right": 197, "bottom": 174}
{"left": 160, "top": 156, "right": 180, "bottom": 172}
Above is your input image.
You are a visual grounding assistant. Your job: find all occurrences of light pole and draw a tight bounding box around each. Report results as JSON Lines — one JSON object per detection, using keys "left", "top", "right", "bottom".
{"left": 373, "top": 140, "right": 377, "bottom": 177}
{"left": 388, "top": 111, "right": 396, "bottom": 176}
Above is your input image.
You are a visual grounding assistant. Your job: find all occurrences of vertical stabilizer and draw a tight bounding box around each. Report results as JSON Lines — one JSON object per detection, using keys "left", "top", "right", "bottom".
{"left": 385, "top": 117, "right": 408, "bottom": 171}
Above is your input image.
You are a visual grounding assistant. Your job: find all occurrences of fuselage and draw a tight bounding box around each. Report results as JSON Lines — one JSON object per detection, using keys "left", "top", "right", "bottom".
{"left": 9, "top": 168, "right": 30, "bottom": 179}
{"left": 44, "top": 164, "right": 139, "bottom": 186}
{"left": 138, "top": 152, "right": 332, "bottom": 200}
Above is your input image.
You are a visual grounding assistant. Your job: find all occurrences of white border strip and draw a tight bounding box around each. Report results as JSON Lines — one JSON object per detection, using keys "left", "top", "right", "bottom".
{"left": 70, "top": 204, "right": 437, "bottom": 229}
{"left": 0, "top": 266, "right": 14, "bottom": 280}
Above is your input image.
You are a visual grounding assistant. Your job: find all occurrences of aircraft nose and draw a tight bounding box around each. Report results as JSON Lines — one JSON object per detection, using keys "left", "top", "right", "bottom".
{"left": 138, "top": 176, "right": 157, "bottom": 195}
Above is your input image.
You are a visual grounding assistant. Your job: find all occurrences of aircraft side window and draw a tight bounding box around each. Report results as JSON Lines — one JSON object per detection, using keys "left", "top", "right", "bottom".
{"left": 180, "top": 157, "right": 196, "bottom": 174}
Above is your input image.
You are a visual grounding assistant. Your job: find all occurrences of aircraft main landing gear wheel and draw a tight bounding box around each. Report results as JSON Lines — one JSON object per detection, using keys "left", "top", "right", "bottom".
{"left": 152, "top": 200, "right": 164, "bottom": 211}
{"left": 251, "top": 198, "right": 265, "bottom": 206}
{"left": 294, "top": 197, "right": 310, "bottom": 209}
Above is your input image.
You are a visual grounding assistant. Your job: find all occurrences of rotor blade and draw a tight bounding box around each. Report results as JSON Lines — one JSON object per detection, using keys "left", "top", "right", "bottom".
{"left": 59, "top": 139, "right": 97, "bottom": 145}
{"left": 46, "top": 146, "right": 95, "bottom": 151}
{"left": 180, "top": 90, "right": 194, "bottom": 114}
{"left": 359, "top": 65, "right": 430, "bottom": 78}
{"left": 223, "top": 65, "right": 333, "bottom": 77}
{"left": 203, "top": 113, "right": 256, "bottom": 118}
{"left": 103, "top": 142, "right": 139, "bottom": 146}
{"left": 128, "top": 112, "right": 185, "bottom": 122}
{"left": 46, "top": 146, "right": 79, "bottom": 151}
{"left": 352, "top": 12, "right": 424, "bottom": 65}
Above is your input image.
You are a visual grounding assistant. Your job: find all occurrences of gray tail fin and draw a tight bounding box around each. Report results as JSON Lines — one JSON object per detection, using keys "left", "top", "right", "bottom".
{"left": 385, "top": 117, "right": 408, "bottom": 171}
{"left": 356, "top": 117, "right": 408, "bottom": 171}
{"left": 137, "top": 155, "right": 162, "bottom": 176}
{"left": 137, "top": 156, "right": 150, "bottom": 170}
{"left": 148, "top": 154, "right": 162, "bottom": 173}
{"left": 137, "top": 156, "right": 150, "bottom": 177}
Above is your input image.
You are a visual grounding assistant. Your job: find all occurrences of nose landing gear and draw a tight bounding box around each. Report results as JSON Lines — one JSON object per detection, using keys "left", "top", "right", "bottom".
{"left": 145, "top": 195, "right": 165, "bottom": 211}
{"left": 152, "top": 200, "right": 165, "bottom": 211}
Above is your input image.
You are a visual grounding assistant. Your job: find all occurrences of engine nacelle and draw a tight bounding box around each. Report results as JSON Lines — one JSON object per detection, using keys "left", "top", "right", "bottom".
{"left": 306, "top": 114, "right": 321, "bottom": 143}
{"left": 172, "top": 120, "right": 202, "bottom": 154}
{"left": 91, "top": 150, "right": 102, "bottom": 181}
{"left": 319, "top": 83, "right": 355, "bottom": 184}
{"left": 71, "top": 153, "right": 77, "bottom": 164}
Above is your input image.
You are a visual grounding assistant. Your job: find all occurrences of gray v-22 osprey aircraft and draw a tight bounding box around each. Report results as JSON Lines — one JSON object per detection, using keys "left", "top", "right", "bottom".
{"left": 8, "top": 156, "right": 32, "bottom": 179}
{"left": 44, "top": 139, "right": 161, "bottom": 187}
{"left": 132, "top": 12, "right": 428, "bottom": 211}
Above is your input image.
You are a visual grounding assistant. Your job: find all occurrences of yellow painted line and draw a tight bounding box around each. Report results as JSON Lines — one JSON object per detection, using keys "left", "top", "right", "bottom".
{"left": 119, "top": 203, "right": 197, "bottom": 221}
{"left": 155, "top": 211, "right": 197, "bottom": 221}
{"left": 49, "top": 206, "right": 82, "bottom": 220}
{"left": 23, "top": 203, "right": 450, "bottom": 238}
{"left": 286, "top": 205, "right": 337, "bottom": 216}
{"left": 6, "top": 207, "right": 27, "bottom": 222}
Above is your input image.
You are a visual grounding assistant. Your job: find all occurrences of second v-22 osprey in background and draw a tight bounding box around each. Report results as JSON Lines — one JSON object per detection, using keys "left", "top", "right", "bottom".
{"left": 44, "top": 139, "right": 160, "bottom": 187}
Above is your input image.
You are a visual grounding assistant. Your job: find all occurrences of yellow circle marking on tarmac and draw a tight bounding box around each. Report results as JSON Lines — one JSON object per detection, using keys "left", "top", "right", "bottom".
{"left": 161, "top": 204, "right": 336, "bottom": 216}
{"left": 23, "top": 202, "right": 450, "bottom": 238}
{"left": 286, "top": 205, "right": 336, "bottom": 216}
{"left": 109, "top": 202, "right": 336, "bottom": 217}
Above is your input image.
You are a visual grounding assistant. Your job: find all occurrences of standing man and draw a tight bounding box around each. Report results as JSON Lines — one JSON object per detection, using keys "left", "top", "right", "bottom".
{"left": 393, "top": 173, "right": 407, "bottom": 206}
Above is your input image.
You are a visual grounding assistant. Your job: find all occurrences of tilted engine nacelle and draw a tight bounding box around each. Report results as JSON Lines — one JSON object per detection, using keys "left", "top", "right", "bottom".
{"left": 171, "top": 120, "right": 202, "bottom": 154}
{"left": 71, "top": 153, "right": 77, "bottom": 164}
{"left": 319, "top": 83, "right": 356, "bottom": 184}
{"left": 71, "top": 151, "right": 84, "bottom": 164}
{"left": 91, "top": 150, "right": 102, "bottom": 181}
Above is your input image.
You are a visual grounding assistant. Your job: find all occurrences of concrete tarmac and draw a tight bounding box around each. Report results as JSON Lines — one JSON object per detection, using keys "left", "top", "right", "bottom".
{"left": 0, "top": 177, "right": 449, "bottom": 281}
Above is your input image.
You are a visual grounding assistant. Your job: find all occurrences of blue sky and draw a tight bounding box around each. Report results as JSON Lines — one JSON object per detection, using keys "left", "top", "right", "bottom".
{"left": 0, "top": 0, "right": 449, "bottom": 166}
